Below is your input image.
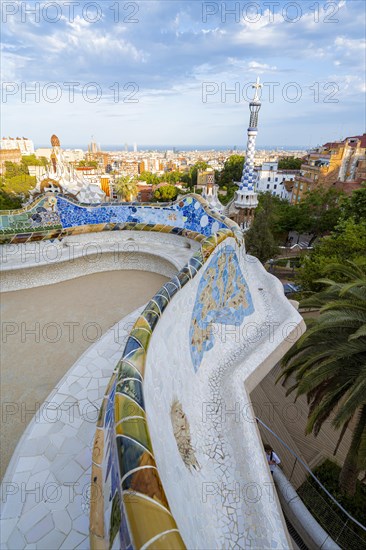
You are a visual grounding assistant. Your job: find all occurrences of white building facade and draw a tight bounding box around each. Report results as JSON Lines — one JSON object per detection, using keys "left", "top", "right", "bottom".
{"left": 256, "top": 162, "right": 299, "bottom": 201}
{"left": 0, "top": 137, "right": 35, "bottom": 155}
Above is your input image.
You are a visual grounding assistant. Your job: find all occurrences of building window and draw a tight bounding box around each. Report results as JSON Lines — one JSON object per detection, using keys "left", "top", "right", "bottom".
{"left": 300, "top": 184, "right": 303, "bottom": 191}
{"left": 275, "top": 177, "right": 278, "bottom": 182}
{"left": 266, "top": 184, "right": 270, "bottom": 189}
{"left": 274, "top": 184, "right": 277, "bottom": 189}
{"left": 267, "top": 177, "right": 270, "bottom": 181}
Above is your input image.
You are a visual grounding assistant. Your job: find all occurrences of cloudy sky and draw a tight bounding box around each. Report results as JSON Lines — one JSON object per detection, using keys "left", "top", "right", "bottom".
{"left": 1, "top": 0, "right": 365, "bottom": 148}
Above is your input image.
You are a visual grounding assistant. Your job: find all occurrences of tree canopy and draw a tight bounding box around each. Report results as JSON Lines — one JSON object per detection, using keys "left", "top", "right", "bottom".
{"left": 294, "top": 185, "right": 366, "bottom": 291}
{"left": 277, "top": 156, "right": 303, "bottom": 170}
{"left": 77, "top": 160, "right": 99, "bottom": 169}
{"left": 245, "top": 193, "right": 280, "bottom": 263}
{"left": 114, "top": 176, "right": 138, "bottom": 201}
{"left": 297, "top": 218, "right": 366, "bottom": 291}
{"left": 340, "top": 184, "right": 366, "bottom": 223}
{"left": 137, "top": 171, "right": 160, "bottom": 186}
{"left": 153, "top": 185, "right": 179, "bottom": 202}
{"left": 0, "top": 174, "right": 37, "bottom": 196}
{"left": 0, "top": 189, "right": 23, "bottom": 210}
{"left": 217, "top": 155, "right": 245, "bottom": 188}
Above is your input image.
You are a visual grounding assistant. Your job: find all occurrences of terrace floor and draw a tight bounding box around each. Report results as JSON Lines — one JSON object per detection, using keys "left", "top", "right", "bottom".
{"left": 0, "top": 270, "right": 167, "bottom": 479}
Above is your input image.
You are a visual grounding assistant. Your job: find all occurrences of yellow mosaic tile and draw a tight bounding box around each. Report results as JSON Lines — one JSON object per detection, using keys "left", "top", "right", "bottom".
{"left": 123, "top": 494, "right": 185, "bottom": 550}
{"left": 115, "top": 393, "right": 145, "bottom": 423}
{"left": 115, "top": 417, "right": 152, "bottom": 453}
{"left": 123, "top": 347, "right": 146, "bottom": 377}
{"left": 129, "top": 328, "right": 152, "bottom": 351}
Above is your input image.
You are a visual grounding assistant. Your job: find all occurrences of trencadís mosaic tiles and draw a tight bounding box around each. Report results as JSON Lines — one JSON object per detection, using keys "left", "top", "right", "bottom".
{"left": 90, "top": 230, "right": 234, "bottom": 550}
{"left": 190, "top": 244, "right": 254, "bottom": 371}
{"left": 0, "top": 194, "right": 241, "bottom": 244}
{"left": 1, "top": 194, "right": 246, "bottom": 550}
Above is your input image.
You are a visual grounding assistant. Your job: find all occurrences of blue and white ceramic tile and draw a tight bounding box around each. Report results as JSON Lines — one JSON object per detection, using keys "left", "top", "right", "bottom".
{"left": 190, "top": 245, "right": 254, "bottom": 371}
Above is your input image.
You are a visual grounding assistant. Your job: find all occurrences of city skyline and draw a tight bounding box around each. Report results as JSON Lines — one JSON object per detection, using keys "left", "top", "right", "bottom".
{"left": 1, "top": 0, "right": 365, "bottom": 146}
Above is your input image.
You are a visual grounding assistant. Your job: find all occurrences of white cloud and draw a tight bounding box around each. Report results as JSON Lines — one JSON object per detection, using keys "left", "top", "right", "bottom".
{"left": 248, "top": 62, "right": 277, "bottom": 73}
{"left": 1, "top": 0, "right": 364, "bottom": 145}
{"left": 334, "top": 36, "right": 366, "bottom": 53}
{"left": 1, "top": 52, "right": 34, "bottom": 81}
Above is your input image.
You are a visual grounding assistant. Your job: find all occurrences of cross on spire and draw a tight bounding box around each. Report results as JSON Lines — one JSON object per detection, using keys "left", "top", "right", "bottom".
{"left": 252, "top": 76, "right": 262, "bottom": 102}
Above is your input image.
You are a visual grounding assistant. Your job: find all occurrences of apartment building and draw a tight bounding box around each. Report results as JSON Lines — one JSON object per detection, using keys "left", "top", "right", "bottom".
{"left": 1, "top": 137, "right": 35, "bottom": 156}
{"left": 292, "top": 134, "right": 366, "bottom": 203}
{"left": 255, "top": 162, "right": 300, "bottom": 201}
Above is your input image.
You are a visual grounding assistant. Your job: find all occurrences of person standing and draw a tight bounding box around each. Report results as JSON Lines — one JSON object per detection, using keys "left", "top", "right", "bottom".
{"left": 264, "top": 443, "right": 281, "bottom": 475}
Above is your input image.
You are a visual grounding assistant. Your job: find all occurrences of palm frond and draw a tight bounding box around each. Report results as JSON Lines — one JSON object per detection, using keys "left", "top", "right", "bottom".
{"left": 349, "top": 325, "right": 366, "bottom": 341}
{"left": 278, "top": 260, "right": 366, "bottom": 475}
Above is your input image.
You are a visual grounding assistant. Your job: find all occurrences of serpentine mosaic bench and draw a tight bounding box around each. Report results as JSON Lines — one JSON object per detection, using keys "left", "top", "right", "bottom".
{"left": 0, "top": 194, "right": 304, "bottom": 549}
{"left": 0, "top": 193, "right": 239, "bottom": 245}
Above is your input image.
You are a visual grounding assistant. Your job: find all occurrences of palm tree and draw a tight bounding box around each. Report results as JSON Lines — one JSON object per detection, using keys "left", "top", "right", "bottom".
{"left": 278, "top": 260, "right": 366, "bottom": 496}
{"left": 115, "top": 176, "right": 138, "bottom": 202}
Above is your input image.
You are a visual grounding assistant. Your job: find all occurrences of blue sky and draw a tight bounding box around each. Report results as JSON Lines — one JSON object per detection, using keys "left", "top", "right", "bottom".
{"left": 1, "top": 0, "right": 365, "bottom": 147}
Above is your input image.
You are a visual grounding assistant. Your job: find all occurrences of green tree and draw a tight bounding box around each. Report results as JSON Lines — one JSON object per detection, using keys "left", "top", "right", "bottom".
{"left": 245, "top": 210, "right": 279, "bottom": 263}
{"left": 256, "top": 188, "right": 343, "bottom": 243}
{"left": 340, "top": 185, "right": 366, "bottom": 223}
{"left": 218, "top": 186, "right": 235, "bottom": 206}
{"left": 1, "top": 174, "right": 37, "bottom": 196}
{"left": 298, "top": 187, "right": 344, "bottom": 239}
{"left": 297, "top": 218, "right": 366, "bottom": 291}
{"left": 4, "top": 161, "right": 27, "bottom": 178}
{"left": 4, "top": 156, "right": 48, "bottom": 178}
{"left": 22, "top": 155, "right": 48, "bottom": 168}
{"left": 0, "top": 189, "right": 23, "bottom": 210}
{"left": 217, "top": 155, "right": 245, "bottom": 188}
{"left": 153, "top": 185, "right": 178, "bottom": 202}
{"left": 137, "top": 171, "right": 160, "bottom": 186}
{"left": 77, "top": 160, "right": 98, "bottom": 169}
{"left": 279, "top": 261, "right": 366, "bottom": 497}
{"left": 278, "top": 156, "right": 303, "bottom": 170}
{"left": 256, "top": 192, "right": 297, "bottom": 242}
{"left": 163, "top": 171, "right": 181, "bottom": 185}
{"left": 1, "top": 157, "right": 43, "bottom": 204}
{"left": 115, "top": 176, "right": 138, "bottom": 201}
{"left": 180, "top": 172, "right": 192, "bottom": 187}
{"left": 245, "top": 195, "right": 279, "bottom": 262}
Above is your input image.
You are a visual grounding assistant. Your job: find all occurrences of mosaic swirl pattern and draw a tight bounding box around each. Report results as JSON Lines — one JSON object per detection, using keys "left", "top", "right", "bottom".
{"left": 90, "top": 230, "right": 235, "bottom": 550}
{"left": 190, "top": 244, "right": 254, "bottom": 371}
{"left": 0, "top": 194, "right": 242, "bottom": 245}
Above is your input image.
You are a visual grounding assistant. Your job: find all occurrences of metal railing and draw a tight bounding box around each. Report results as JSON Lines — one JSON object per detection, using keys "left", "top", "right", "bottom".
{"left": 256, "top": 417, "right": 366, "bottom": 550}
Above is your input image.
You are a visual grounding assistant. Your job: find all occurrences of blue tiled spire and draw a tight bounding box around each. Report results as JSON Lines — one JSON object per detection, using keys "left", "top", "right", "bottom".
{"left": 239, "top": 77, "right": 262, "bottom": 192}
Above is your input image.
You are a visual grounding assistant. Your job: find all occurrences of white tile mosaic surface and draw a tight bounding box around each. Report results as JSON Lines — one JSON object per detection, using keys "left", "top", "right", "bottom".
{"left": 144, "top": 239, "right": 304, "bottom": 549}
{"left": 1, "top": 231, "right": 197, "bottom": 549}
{"left": 0, "top": 231, "right": 200, "bottom": 291}
{"left": 0, "top": 307, "right": 143, "bottom": 550}
{"left": 1, "top": 229, "right": 304, "bottom": 549}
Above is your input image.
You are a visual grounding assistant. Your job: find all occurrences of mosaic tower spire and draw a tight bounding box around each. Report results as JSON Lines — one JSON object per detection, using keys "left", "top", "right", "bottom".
{"left": 240, "top": 76, "right": 262, "bottom": 191}
{"left": 232, "top": 77, "right": 261, "bottom": 230}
